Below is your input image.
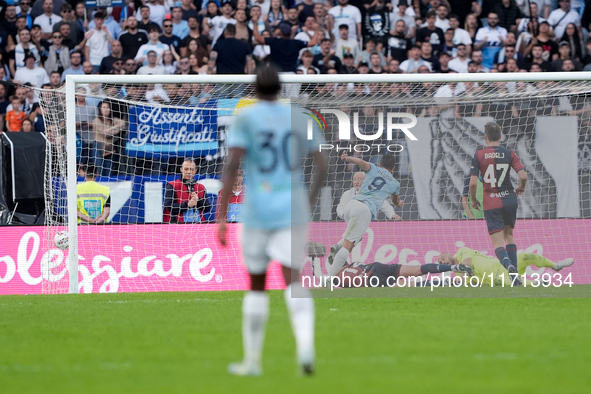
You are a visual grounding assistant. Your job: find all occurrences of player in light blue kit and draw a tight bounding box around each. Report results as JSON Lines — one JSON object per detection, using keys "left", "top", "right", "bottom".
{"left": 327, "top": 151, "right": 403, "bottom": 277}
{"left": 217, "top": 65, "right": 327, "bottom": 377}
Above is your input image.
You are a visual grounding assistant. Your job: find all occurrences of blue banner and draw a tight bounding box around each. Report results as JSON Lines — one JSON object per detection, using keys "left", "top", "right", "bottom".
{"left": 85, "top": 0, "right": 124, "bottom": 7}
{"left": 126, "top": 101, "right": 218, "bottom": 159}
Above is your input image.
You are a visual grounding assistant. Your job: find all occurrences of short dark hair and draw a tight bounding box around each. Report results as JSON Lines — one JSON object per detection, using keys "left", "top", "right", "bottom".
{"left": 94, "top": 10, "right": 106, "bottom": 19}
{"left": 50, "top": 71, "right": 61, "bottom": 76}
{"left": 484, "top": 122, "right": 502, "bottom": 142}
{"left": 255, "top": 64, "right": 281, "bottom": 98}
{"left": 148, "top": 25, "right": 161, "bottom": 33}
{"left": 380, "top": 155, "right": 396, "bottom": 171}
{"left": 224, "top": 23, "right": 236, "bottom": 35}
{"left": 426, "top": 10, "right": 436, "bottom": 19}
{"left": 83, "top": 164, "right": 99, "bottom": 178}
{"left": 449, "top": 13, "right": 459, "bottom": 21}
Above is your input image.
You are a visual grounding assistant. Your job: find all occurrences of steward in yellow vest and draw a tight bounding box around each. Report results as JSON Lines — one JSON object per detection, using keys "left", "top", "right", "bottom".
{"left": 77, "top": 164, "right": 110, "bottom": 224}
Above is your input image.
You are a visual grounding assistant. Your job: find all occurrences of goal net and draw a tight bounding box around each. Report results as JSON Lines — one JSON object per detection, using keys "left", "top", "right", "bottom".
{"left": 38, "top": 73, "right": 591, "bottom": 294}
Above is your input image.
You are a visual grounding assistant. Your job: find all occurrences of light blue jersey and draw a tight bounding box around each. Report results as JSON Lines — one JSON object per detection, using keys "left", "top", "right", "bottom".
{"left": 353, "top": 163, "right": 400, "bottom": 220}
{"left": 226, "top": 101, "right": 322, "bottom": 229}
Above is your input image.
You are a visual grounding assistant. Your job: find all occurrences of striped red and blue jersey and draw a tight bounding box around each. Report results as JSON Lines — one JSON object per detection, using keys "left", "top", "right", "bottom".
{"left": 470, "top": 146, "right": 524, "bottom": 210}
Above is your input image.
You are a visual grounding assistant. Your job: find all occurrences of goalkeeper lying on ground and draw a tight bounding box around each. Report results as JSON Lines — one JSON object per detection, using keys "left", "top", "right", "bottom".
{"left": 437, "top": 247, "right": 574, "bottom": 286}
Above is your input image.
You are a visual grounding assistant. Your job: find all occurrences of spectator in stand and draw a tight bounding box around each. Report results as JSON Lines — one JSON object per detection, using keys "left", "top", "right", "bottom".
{"left": 164, "top": 158, "right": 210, "bottom": 223}
{"left": 17, "top": 1, "right": 33, "bottom": 29}
{"left": 449, "top": 14, "right": 472, "bottom": 54}
{"left": 389, "top": 0, "right": 415, "bottom": 40}
{"left": 34, "top": 0, "right": 62, "bottom": 41}
{"left": 137, "top": 50, "right": 166, "bottom": 75}
{"left": 560, "top": 23, "right": 584, "bottom": 62}
{"left": 160, "top": 50, "right": 178, "bottom": 74}
{"left": 334, "top": 24, "right": 360, "bottom": 61}
{"left": 547, "top": 0, "right": 581, "bottom": 41}
{"left": 516, "top": 2, "right": 545, "bottom": 34}
{"left": 61, "top": 51, "right": 84, "bottom": 82}
{"left": 329, "top": 0, "right": 362, "bottom": 42}
{"left": 14, "top": 52, "right": 49, "bottom": 88}
{"left": 10, "top": 28, "right": 42, "bottom": 76}
{"left": 49, "top": 70, "right": 61, "bottom": 87}
{"left": 2, "top": 4, "right": 18, "bottom": 42}
{"left": 181, "top": 16, "right": 211, "bottom": 55}
{"left": 53, "top": 4, "right": 82, "bottom": 45}
{"left": 82, "top": 61, "right": 94, "bottom": 75}
{"left": 44, "top": 30, "right": 70, "bottom": 75}
{"left": 368, "top": 52, "right": 384, "bottom": 73}
{"left": 233, "top": 8, "right": 252, "bottom": 43}
{"left": 515, "top": 0, "right": 550, "bottom": 19}
{"left": 442, "top": 28, "right": 456, "bottom": 56}
{"left": 209, "top": 0, "right": 236, "bottom": 47}
{"left": 59, "top": 23, "right": 86, "bottom": 51}
{"left": 474, "top": 12, "right": 507, "bottom": 70}
{"left": 119, "top": 0, "right": 137, "bottom": 26}
{"left": 137, "top": 5, "right": 156, "bottom": 32}
{"left": 89, "top": 7, "right": 122, "bottom": 40}
{"left": 388, "top": 20, "right": 412, "bottom": 63}
{"left": 171, "top": 6, "right": 190, "bottom": 39}
{"left": 364, "top": 0, "right": 390, "bottom": 52}
{"left": 188, "top": 53, "right": 208, "bottom": 74}
{"left": 31, "top": 0, "right": 65, "bottom": 18}
{"left": 252, "top": 31, "right": 271, "bottom": 66}
{"left": 360, "top": 37, "right": 386, "bottom": 67}
{"left": 464, "top": 12, "right": 479, "bottom": 43}
{"left": 527, "top": 43, "right": 553, "bottom": 71}
{"left": 416, "top": 10, "right": 445, "bottom": 55}
{"left": 75, "top": 2, "right": 88, "bottom": 34}
{"left": 0, "top": 84, "right": 8, "bottom": 117}
{"left": 146, "top": 0, "right": 167, "bottom": 27}
{"left": 210, "top": 24, "right": 252, "bottom": 74}
{"left": 561, "top": 58, "right": 575, "bottom": 71}
{"left": 135, "top": 25, "right": 170, "bottom": 66}
{"left": 313, "top": 38, "right": 343, "bottom": 73}
{"left": 438, "top": 51, "right": 453, "bottom": 72}
{"left": 252, "top": 16, "right": 321, "bottom": 73}
{"left": 5, "top": 96, "right": 27, "bottom": 132}
{"left": 357, "top": 61, "right": 369, "bottom": 73}
{"left": 5, "top": 87, "right": 31, "bottom": 116}
{"left": 388, "top": 58, "right": 401, "bottom": 73}
{"left": 249, "top": 6, "right": 271, "bottom": 41}
{"left": 119, "top": 16, "right": 149, "bottom": 59}
{"left": 340, "top": 53, "right": 359, "bottom": 73}
{"left": 85, "top": 10, "right": 115, "bottom": 73}
{"left": 20, "top": 118, "right": 34, "bottom": 132}
{"left": 435, "top": 4, "right": 451, "bottom": 31}
{"left": 160, "top": 19, "right": 182, "bottom": 55}
{"left": 399, "top": 44, "right": 432, "bottom": 73}
{"left": 75, "top": 87, "right": 97, "bottom": 157}
{"left": 470, "top": 49, "right": 490, "bottom": 72}
{"left": 552, "top": 40, "right": 583, "bottom": 70}
{"left": 582, "top": 37, "right": 591, "bottom": 67}
{"left": 420, "top": 41, "right": 440, "bottom": 71}
{"left": 181, "top": 0, "right": 199, "bottom": 21}
{"left": 449, "top": 43, "right": 470, "bottom": 72}
{"left": 91, "top": 101, "right": 126, "bottom": 176}
{"left": 122, "top": 57, "right": 139, "bottom": 75}
{"left": 494, "top": 43, "right": 525, "bottom": 70}
{"left": 265, "top": 0, "right": 284, "bottom": 28}
{"left": 493, "top": 0, "right": 523, "bottom": 32}
{"left": 98, "top": 40, "right": 123, "bottom": 74}
{"left": 280, "top": 7, "right": 301, "bottom": 33}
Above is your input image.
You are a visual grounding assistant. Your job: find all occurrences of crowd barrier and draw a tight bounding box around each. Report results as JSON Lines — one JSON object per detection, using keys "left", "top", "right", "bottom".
{"left": 1, "top": 220, "right": 589, "bottom": 295}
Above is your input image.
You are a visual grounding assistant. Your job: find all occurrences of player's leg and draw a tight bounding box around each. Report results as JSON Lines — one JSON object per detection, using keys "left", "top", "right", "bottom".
{"left": 270, "top": 226, "right": 315, "bottom": 375}
{"left": 399, "top": 263, "right": 471, "bottom": 277}
{"left": 486, "top": 209, "right": 515, "bottom": 270}
{"left": 502, "top": 205, "right": 518, "bottom": 269}
{"left": 228, "top": 228, "right": 271, "bottom": 376}
{"left": 328, "top": 201, "right": 371, "bottom": 277}
{"left": 517, "top": 253, "right": 575, "bottom": 275}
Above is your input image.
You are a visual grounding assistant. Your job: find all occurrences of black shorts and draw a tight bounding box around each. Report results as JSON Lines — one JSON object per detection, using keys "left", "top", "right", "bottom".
{"left": 365, "top": 263, "right": 401, "bottom": 287}
{"left": 484, "top": 205, "right": 517, "bottom": 234}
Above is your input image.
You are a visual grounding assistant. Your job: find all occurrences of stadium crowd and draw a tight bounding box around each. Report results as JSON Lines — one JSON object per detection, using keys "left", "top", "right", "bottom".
{"left": 2, "top": 0, "right": 591, "bottom": 177}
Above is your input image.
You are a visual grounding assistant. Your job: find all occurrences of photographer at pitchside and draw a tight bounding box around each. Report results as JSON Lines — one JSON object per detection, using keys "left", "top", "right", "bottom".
{"left": 164, "top": 158, "right": 211, "bottom": 223}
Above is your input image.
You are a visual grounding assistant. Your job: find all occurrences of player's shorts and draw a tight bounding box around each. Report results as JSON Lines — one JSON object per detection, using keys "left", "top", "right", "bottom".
{"left": 365, "top": 263, "right": 401, "bottom": 287}
{"left": 484, "top": 205, "right": 517, "bottom": 234}
{"left": 342, "top": 199, "right": 372, "bottom": 244}
{"left": 241, "top": 225, "right": 307, "bottom": 275}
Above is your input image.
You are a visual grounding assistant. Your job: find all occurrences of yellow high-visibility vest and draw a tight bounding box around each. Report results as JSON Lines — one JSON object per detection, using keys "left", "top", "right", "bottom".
{"left": 77, "top": 181, "right": 110, "bottom": 223}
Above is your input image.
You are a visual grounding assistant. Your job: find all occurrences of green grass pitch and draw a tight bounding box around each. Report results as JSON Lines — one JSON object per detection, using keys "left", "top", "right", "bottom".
{"left": 2, "top": 288, "right": 591, "bottom": 394}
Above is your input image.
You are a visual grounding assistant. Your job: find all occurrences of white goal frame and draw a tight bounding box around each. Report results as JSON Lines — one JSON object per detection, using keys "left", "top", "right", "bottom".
{"left": 63, "top": 71, "right": 591, "bottom": 293}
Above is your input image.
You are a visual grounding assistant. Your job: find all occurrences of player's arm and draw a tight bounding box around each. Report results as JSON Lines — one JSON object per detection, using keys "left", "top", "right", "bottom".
{"left": 515, "top": 169, "right": 527, "bottom": 196}
{"left": 340, "top": 150, "right": 370, "bottom": 171}
{"left": 77, "top": 209, "right": 96, "bottom": 223}
{"left": 469, "top": 175, "right": 481, "bottom": 211}
{"left": 309, "top": 151, "right": 328, "bottom": 207}
{"left": 462, "top": 195, "right": 475, "bottom": 218}
{"left": 390, "top": 194, "right": 403, "bottom": 208}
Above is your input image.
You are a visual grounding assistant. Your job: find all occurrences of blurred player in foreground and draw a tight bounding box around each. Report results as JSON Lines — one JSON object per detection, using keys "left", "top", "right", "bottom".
{"left": 217, "top": 65, "right": 327, "bottom": 376}
{"left": 470, "top": 122, "right": 527, "bottom": 285}
{"left": 327, "top": 152, "right": 403, "bottom": 276}
{"left": 438, "top": 247, "right": 574, "bottom": 286}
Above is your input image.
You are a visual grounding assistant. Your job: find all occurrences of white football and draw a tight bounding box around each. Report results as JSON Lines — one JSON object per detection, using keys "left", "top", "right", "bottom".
{"left": 54, "top": 231, "right": 69, "bottom": 250}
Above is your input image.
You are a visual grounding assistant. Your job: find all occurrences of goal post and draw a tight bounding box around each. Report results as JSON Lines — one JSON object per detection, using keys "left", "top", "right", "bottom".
{"left": 38, "top": 71, "right": 591, "bottom": 294}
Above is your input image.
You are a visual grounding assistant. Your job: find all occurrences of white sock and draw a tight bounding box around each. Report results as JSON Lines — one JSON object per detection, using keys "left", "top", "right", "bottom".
{"left": 285, "top": 283, "right": 315, "bottom": 364}
{"left": 328, "top": 247, "right": 350, "bottom": 276}
{"left": 335, "top": 239, "right": 344, "bottom": 250}
{"left": 242, "top": 291, "right": 269, "bottom": 366}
